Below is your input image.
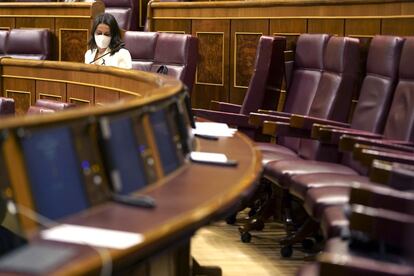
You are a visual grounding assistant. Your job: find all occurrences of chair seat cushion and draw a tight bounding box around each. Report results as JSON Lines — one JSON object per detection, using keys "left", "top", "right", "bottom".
{"left": 255, "top": 142, "right": 297, "bottom": 155}
{"left": 264, "top": 160, "right": 358, "bottom": 188}
{"left": 290, "top": 173, "right": 368, "bottom": 200}
{"left": 304, "top": 186, "right": 350, "bottom": 220}
{"left": 296, "top": 263, "right": 319, "bottom": 276}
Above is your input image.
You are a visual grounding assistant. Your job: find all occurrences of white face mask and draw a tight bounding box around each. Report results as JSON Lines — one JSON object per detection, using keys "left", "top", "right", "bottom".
{"left": 94, "top": 34, "right": 111, "bottom": 49}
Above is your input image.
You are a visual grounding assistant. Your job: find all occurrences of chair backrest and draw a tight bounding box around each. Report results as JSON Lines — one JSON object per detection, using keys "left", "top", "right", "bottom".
{"left": 151, "top": 32, "right": 199, "bottom": 94}
{"left": 5, "top": 29, "right": 51, "bottom": 60}
{"left": 382, "top": 37, "right": 414, "bottom": 142}
{"left": 124, "top": 31, "right": 158, "bottom": 71}
{"left": 278, "top": 33, "right": 330, "bottom": 151}
{"left": 350, "top": 35, "right": 404, "bottom": 133}
{"left": 239, "top": 36, "right": 286, "bottom": 115}
{"left": 0, "top": 97, "right": 15, "bottom": 116}
{"left": 298, "top": 36, "right": 360, "bottom": 160}
{"left": 103, "top": 0, "right": 138, "bottom": 30}
{"left": 27, "top": 106, "right": 55, "bottom": 115}
{"left": 0, "top": 30, "right": 8, "bottom": 58}
{"left": 124, "top": 31, "right": 199, "bottom": 95}
{"left": 35, "top": 99, "right": 76, "bottom": 111}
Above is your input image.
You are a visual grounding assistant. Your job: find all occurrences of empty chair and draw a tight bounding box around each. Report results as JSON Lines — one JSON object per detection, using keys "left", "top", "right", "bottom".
{"left": 102, "top": 0, "right": 138, "bottom": 31}
{"left": 151, "top": 32, "right": 198, "bottom": 94}
{"left": 124, "top": 31, "right": 158, "bottom": 71}
{"left": 192, "top": 35, "right": 286, "bottom": 138}
{"left": 124, "top": 31, "right": 199, "bottom": 95}
{"left": 5, "top": 29, "right": 51, "bottom": 60}
{"left": 0, "top": 97, "right": 15, "bottom": 116}
{"left": 35, "top": 99, "right": 76, "bottom": 111}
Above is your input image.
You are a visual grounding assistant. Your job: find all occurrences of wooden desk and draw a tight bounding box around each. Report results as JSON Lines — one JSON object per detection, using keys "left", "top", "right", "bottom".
{"left": 0, "top": 2, "right": 104, "bottom": 62}
{"left": 0, "top": 59, "right": 261, "bottom": 275}
{"left": 148, "top": 0, "right": 414, "bottom": 109}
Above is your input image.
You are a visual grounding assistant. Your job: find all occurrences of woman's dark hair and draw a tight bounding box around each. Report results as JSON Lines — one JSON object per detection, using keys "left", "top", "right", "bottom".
{"left": 88, "top": 13, "right": 123, "bottom": 55}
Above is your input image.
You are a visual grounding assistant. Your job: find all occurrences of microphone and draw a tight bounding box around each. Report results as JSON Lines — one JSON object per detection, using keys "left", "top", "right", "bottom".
{"left": 89, "top": 42, "right": 125, "bottom": 65}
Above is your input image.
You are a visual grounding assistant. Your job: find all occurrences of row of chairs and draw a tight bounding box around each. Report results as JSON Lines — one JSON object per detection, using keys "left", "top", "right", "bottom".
{"left": 194, "top": 33, "right": 414, "bottom": 273}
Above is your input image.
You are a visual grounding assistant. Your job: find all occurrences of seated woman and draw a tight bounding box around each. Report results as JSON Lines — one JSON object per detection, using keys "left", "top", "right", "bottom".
{"left": 84, "top": 13, "right": 132, "bottom": 69}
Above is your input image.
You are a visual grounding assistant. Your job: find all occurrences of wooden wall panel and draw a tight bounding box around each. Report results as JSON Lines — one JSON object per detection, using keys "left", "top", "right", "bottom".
{"left": 0, "top": 19, "right": 14, "bottom": 29}
{"left": 67, "top": 84, "right": 94, "bottom": 106}
{"left": 382, "top": 18, "right": 414, "bottom": 36}
{"left": 153, "top": 19, "right": 191, "bottom": 34}
{"left": 230, "top": 19, "right": 268, "bottom": 104}
{"left": 3, "top": 78, "right": 35, "bottom": 115}
{"left": 94, "top": 87, "right": 119, "bottom": 106}
{"left": 35, "top": 80, "right": 66, "bottom": 102}
{"left": 192, "top": 20, "right": 230, "bottom": 108}
{"left": 345, "top": 19, "right": 380, "bottom": 36}
{"left": 56, "top": 18, "right": 90, "bottom": 62}
{"left": 308, "top": 19, "right": 345, "bottom": 36}
{"left": 270, "top": 19, "right": 307, "bottom": 51}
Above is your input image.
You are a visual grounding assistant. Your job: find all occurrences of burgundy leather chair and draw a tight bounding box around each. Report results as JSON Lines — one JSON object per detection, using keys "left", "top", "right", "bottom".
{"left": 0, "top": 97, "right": 15, "bottom": 116}
{"left": 35, "top": 99, "right": 76, "bottom": 111}
{"left": 239, "top": 35, "right": 360, "bottom": 244}
{"left": 5, "top": 29, "right": 51, "bottom": 60}
{"left": 0, "top": 30, "right": 8, "bottom": 58}
{"left": 26, "top": 106, "right": 55, "bottom": 115}
{"left": 151, "top": 32, "right": 198, "bottom": 95}
{"left": 192, "top": 35, "right": 286, "bottom": 138}
{"left": 103, "top": 0, "right": 138, "bottom": 31}
{"left": 124, "top": 31, "right": 158, "bottom": 71}
{"left": 124, "top": 31, "right": 199, "bottom": 95}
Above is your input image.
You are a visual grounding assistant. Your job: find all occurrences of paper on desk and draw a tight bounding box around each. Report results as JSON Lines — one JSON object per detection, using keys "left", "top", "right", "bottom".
{"left": 41, "top": 224, "right": 144, "bottom": 250}
{"left": 193, "top": 122, "right": 237, "bottom": 137}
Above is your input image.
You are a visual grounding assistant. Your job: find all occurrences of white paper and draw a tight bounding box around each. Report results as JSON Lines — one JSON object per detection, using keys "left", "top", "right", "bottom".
{"left": 41, "top": 224, "right": 144, "bottom": 250}
{"left": 190, "top": 151, "right": 228, "bottom": 163}
{"left": 193, "top": 122, "right": 237, "bottom": 137}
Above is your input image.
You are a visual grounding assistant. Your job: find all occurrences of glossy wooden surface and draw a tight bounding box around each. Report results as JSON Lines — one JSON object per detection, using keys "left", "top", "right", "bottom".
{"left": 0, "top": 2, "right": 104, "bottom": 62}
{"left": 148, "top": 0, "right": 414, "bottom": 109}
{"left": 0, "top": 59, "right": 262, "bottom": 275}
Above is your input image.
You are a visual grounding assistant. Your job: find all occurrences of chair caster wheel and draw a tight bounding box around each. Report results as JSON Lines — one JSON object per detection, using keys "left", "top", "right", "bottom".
{"left": 280, "top": 245, "right": 293, "bottom": 258}
{"left": 241, "top": 232, "right": 252, "bottom": 243}
{"left": 255, "top": 220, "right": 265, "bottom": 231}
{"left": 248, "top": 208, "right": 256, "bottom": 217}
{"left": 301, "top": 238, "right": 314, "bottom": 250}
{"left": 225, "top": 214, "right": 237, "bottom": 225}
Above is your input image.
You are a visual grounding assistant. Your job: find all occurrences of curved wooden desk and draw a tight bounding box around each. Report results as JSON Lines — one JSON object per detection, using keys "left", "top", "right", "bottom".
{"left": 0, "top": 59, "right": 261, "bottom": 275}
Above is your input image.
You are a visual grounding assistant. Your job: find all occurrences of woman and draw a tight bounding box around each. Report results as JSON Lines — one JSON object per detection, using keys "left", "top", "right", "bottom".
{"left": 85, "top": 13, "right": 132, "bottom": 69}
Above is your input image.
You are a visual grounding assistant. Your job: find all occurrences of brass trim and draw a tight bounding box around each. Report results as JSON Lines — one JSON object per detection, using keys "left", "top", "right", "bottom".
{"left": 158, "top": 30, "right": 186, "bottom": 34}
{"left": 2, "top": 75, "right": 141, "bottom": 97}
{"left": 58, "top": 28, "right": 89, "bottom": 62}
{"left": 0, "top": 15, "right": 91, "bottom": 19}
{"left": 233, "top": 32, "right": 262, "bottom": 89}
{"left": 5, "top": 89, "right": 31, "bottom": 106}
{"left": 69, "top": 97, "right": 90, "bottom": 104}
{"left": 152, "top": 15, "right": 414, "bottom": 20}
{"left": 348, "top": 34, "right": 375, "bottom": 38}
{"left": 195, "top": 31, "right": 225, "bottom": 87}
{"left": 39, "top": 92, "right": 62, "bottom": 100}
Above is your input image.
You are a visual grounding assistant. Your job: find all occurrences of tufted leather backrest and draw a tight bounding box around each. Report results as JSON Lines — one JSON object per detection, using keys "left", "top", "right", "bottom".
{"left": 124, "top": 31, "right": 158, "bottom": 71}
{"left": 279, "top": 33, "right": 330, "bottom": 151}
{"left": 350, "top": 35, "right": 404, "bottom": 133}
{"left": 299, "top": 36, "right": 360, "bottom": 161}
{"left": 151, "top": 32, "right": 198, "bottom": 94}
{"left": 382, "top": 37, "right": 414, "bottom": 142}
{"left": 124, "top": 31, "right": 199, "bottom": 95}
{"left": 0, "top": 97, "right": 15, "bottom": 116}
{"left": 5, "top": 29, "right": 51, "bottom": 60}
{"left": 239, "top": 36, "right": 286, "bottom": 115}
{"left": 103, "top": 0, "right": 138, "bottom": 30}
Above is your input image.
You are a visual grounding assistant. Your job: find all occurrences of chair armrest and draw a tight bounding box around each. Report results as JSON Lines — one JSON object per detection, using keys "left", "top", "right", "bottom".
{"left": 353, "top": 144, "right": 414, "bottom": 167}
{"left": 318, "top": 127, "right": 383, "bottom": 145}
{"left": 192, "top": 109, "right": 252, "bottom": 128}
{"left": 369, "top": 160, "right": 414, "bottom": 190}
{"left": 262, "top": 120, "right": 311, "bottom": 138}
{"left": 210, "top": 101, "right": 242, "bottom": 113}
{"left": 257, "top": 109, "right": 293, "bottom": 117}
{"left": 339, "top": 134, "right": 414, "bottom": 152}
{"left": 248, "top": 112, "right": 290, "bottom": 127}
{"left": 290, "top": 114, "right": 350, "bottom": 130}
